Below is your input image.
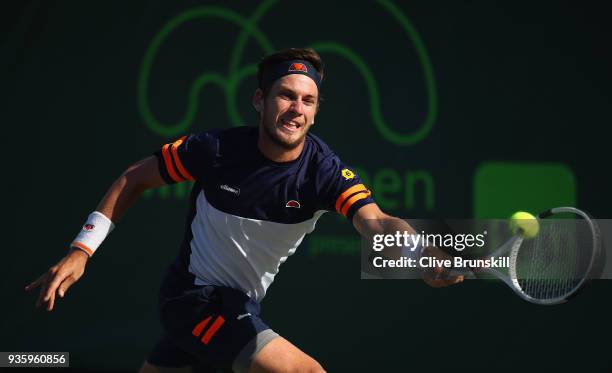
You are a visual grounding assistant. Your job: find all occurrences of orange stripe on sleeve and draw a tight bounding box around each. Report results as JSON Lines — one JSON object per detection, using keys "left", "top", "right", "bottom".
{"left": 170, "top": 136, "right": 194, "bottom": 182}
{"left": 161, "top": 143, "right": 185, "bottom": 183}
{"left": 71, "top": 242, "right": 93, "bottom": 257}
{"left": 335, "top": 184, "right": 368, "bottom": 213}
{"left": 340, "top": 190, "right": 372, "bottom": 217}
{"left": 202, "top": 316, "right": 225, "bottom": 345}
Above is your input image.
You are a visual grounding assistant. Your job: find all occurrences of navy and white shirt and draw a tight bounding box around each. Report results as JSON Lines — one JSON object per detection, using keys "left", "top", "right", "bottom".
{"left": 155, "top": 126, "right": 374, "bottom": 301}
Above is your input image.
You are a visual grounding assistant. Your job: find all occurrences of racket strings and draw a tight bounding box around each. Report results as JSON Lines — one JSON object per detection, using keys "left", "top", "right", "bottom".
{"left": 515, "top": 217, "right": 592, "bottom": 301}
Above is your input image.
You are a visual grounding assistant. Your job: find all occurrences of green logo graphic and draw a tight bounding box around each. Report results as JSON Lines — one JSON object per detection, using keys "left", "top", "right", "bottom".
{"left": 473, "top": 162, "right": 577, "bottom": 219}
{"left": 138, "top": 0, "right": 438, "bottom": 146}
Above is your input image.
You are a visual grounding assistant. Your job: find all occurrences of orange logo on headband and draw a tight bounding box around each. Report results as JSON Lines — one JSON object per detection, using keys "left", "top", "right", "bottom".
{"left": 288, "top": 63, "right": 308, "bottom": 73}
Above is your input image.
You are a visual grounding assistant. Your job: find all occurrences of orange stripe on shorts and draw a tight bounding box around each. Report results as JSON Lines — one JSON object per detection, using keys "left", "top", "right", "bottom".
{"left": 191, "top": 316, "right": 212, "bottom": 337}
{"left": 202, "top": 316, "right": 225, "bottom": 345}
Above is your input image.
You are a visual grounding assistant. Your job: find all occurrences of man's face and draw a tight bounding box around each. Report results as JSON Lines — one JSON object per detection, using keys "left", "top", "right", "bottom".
{"left": 255, "top": 74, "right": 319, "bottom": 150}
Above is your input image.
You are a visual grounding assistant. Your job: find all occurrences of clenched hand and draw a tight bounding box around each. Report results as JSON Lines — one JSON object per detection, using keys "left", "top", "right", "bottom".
{"left": 421, "top": 246, "right": 464, "bottom": 288}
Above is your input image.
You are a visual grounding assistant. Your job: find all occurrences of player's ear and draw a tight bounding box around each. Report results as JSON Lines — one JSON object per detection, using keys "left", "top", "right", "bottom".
{"left": 252, "top": 88, "right": 264, "bottom": 113}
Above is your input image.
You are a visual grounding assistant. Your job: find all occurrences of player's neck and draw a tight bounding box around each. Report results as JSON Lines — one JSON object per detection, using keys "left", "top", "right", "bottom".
{"left": 257, "top": 127, "right": 305, "bottom": 163}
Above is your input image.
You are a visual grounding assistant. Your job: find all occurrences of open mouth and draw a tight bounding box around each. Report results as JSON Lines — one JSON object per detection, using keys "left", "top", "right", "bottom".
{"left": 279, "top": 119, "right": 302, "bottom": 133}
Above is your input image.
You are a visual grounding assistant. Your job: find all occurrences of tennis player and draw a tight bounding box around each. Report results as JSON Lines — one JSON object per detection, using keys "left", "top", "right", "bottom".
{"left": 26, "top": 48, "right": 462, "bottom": 373}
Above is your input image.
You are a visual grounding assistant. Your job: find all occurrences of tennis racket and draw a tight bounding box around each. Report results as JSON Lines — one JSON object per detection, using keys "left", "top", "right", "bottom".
{"left": 449, "top": 207, "right": 603, "bottom": 305}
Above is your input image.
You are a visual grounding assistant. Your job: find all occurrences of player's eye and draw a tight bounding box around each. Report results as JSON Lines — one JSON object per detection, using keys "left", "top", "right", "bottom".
{"left": 278, "top": 90, "right": 296, "bottom": 100}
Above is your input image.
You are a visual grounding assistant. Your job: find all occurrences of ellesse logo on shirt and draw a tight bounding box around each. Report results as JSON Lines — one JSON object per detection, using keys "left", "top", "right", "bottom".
{"left": 286, "top": 200, "right": 301, "bottom": 208}
{"left": 220, "top": 184, "right": 240, "bottom": 196}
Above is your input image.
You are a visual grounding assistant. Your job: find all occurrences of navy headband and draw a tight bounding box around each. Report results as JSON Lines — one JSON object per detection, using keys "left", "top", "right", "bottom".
{"left": 260, "top": 59, "right": 322, "bottom": 91}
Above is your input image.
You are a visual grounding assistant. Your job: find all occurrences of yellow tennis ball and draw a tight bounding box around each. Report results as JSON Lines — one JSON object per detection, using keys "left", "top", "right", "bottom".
{"left": 509, "top": 211, "right": 540, "bottom": 238}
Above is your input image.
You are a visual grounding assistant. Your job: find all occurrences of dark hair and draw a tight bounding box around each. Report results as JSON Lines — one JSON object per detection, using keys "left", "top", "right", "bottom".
{"left": 257, "top": 48, "right": 324, "bottom": 96}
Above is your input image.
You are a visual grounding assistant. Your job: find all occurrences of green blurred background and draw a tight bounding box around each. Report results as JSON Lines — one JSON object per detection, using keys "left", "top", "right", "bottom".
{"left": 3, "top": 0, "right": 611, "bottom": 371}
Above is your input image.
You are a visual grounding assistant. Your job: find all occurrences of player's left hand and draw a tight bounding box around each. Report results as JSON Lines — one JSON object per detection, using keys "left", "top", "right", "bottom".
{"left": 420, "top": 246, "right": 464, "bottom": 287}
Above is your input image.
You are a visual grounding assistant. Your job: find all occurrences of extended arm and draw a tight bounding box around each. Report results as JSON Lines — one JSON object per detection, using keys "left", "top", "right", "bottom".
{"left": 95, "top": 156, "right": 166, "bottom": 222}
{"left": 352, "top": 204, "right": 463, "bottom": 287}
{"left": 25, "top": 156, "right": 166, "bottom": 311}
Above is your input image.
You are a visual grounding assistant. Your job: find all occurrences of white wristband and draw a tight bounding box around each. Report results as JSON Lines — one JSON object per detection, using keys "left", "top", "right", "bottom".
{"left": 70, "top": 211, "right": 115, "bottom": 256}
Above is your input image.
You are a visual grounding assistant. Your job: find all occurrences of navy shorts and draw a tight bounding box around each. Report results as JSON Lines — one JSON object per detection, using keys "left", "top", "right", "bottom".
{"left": 147, "top": 265, "right": 276, "bottom": 372}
